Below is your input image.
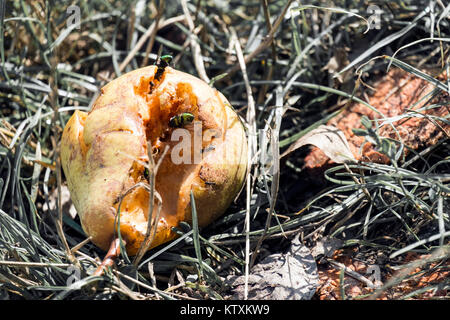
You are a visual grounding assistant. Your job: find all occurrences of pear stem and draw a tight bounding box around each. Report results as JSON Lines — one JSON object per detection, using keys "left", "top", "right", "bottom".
{"left": 93, "top": 238, "right": 122, "bottom": 277}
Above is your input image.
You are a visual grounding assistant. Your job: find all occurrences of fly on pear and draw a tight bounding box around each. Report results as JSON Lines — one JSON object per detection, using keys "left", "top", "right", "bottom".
{"left": 154, "top": 54, "right": 173, "bottom": 81}
{"left": 169, "top": 112, "right": 195, "bottom": 128}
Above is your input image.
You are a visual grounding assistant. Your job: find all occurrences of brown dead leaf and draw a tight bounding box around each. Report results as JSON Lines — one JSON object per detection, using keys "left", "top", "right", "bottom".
{"left": 281, "top": 125, "right": 356, "bottom": 163}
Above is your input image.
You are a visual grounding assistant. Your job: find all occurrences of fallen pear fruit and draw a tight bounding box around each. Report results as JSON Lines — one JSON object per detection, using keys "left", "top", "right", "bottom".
{"left": 61, "top": 65, "right": 248, "bottom": 256}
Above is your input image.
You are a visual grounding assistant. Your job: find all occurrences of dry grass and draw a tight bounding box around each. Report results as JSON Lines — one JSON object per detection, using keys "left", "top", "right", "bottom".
{"left": 0, "top": 0, "right": 448, "bottom": 300}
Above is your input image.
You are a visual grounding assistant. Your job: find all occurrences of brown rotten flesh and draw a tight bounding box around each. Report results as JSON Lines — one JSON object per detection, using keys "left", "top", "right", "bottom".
{"left": 61, "top": 66, "right": 247, "bottom": 255}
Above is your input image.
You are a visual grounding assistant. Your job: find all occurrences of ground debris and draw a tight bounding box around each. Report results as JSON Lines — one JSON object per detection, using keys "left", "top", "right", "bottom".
{"left": 316, "top": 248, "right": 449, "bottom": 300}
{"left": 304, "top": 68, "right": 450, "bottom": 170}
{"left": 226, "top": 236, "right": 318, "bottom": 300}
{"left": 311, "top": 237, "right": 344, "bottom": 260}
{"left": 42, "top": 184, "right": 77, "bottom": 219}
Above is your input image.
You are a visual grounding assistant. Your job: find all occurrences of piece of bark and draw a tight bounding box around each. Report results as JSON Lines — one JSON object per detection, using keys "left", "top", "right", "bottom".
{"left": 304, "top": 69, "right": 449, "bottom": 170}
